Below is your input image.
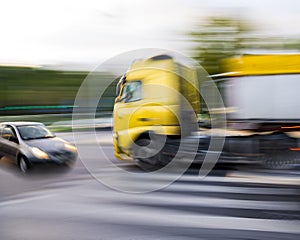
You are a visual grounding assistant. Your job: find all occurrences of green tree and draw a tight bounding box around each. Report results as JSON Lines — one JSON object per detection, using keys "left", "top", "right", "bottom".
{"left": 189, "top": 17, "right": 252, "bottom": 75}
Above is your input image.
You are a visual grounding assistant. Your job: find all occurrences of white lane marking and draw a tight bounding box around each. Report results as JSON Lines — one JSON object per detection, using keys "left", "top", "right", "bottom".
{"left": 227, "top": 171, "right": 300, "bottom": 186}
{"left": 89, "top": 168, "right": 300, "bottom": 192}
{"left": 166, "top": 183, "right": 297, "bottom": 195}
{"left": 16, "top": 195, "right": 298, "bottom": 234}
{"left": 94, "top": 190, "right": 298, "bottom": 211}
{"left": 0, "top": 194, "right": 56, "bottom": 207}
{"left": 104, "top": 207, "right": 300, "bottom": 234}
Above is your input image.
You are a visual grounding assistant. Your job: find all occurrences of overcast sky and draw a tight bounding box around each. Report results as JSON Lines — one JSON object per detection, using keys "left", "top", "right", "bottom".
{"left": 1, "top": 0, "right": 300, "bottom": 66}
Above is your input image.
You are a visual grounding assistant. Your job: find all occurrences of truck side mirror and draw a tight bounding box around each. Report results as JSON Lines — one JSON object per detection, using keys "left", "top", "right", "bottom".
{"left": 116, "top": 75, "right": 126, "bottom": 96}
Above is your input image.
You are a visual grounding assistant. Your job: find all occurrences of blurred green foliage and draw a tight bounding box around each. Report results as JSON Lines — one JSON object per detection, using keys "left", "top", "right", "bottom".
{"left": 190, "top": 17, "right": 251, "bottom": 75}
{"left": 0, "top": 66, "right": 118, "bottom": 115}
{"left": 0, "top": 66, "right": 85, "bottom": 106}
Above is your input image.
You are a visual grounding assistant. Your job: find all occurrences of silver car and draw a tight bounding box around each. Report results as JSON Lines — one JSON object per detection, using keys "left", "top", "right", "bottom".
{"left": 0, "top": 122, "right": 77, "bottom": 173}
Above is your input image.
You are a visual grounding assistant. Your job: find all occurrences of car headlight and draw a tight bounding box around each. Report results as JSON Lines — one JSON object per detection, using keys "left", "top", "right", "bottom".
{"left": 64, "top": 143, "right": 77, "bottom": 152}
{"left": 32, "top": 147, "right": 49, "bottom": 159}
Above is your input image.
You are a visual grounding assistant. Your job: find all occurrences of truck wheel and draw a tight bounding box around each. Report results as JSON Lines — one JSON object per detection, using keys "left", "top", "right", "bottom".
{"left": 262, "top": 151, "right": 298, "bottom": 170}
{"left": 132, "top": 138, "right": 165, "bottom": 172}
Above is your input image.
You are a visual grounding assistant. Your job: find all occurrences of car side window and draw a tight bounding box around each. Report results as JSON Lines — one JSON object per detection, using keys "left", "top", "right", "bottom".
{"left": 0, "top": 126, "right": 3, "bottom": 137}
{"left": 2, "top": 126, "right": 17, "bottom": 143}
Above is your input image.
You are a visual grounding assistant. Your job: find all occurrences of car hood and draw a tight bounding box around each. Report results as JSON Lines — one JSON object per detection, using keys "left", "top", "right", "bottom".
{"left": 24, "top": 137, "right": 68, "bottom": 152}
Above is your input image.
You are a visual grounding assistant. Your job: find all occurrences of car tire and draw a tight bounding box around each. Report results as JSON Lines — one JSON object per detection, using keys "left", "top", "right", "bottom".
{"left": 62, "top": 160, "right": 76, "bottom": 171}
{"left": 18, "top": 156, "right": 30, "bottom": 173}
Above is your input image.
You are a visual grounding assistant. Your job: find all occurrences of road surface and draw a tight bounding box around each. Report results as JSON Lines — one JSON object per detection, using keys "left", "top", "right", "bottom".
{"left": 0, "top": 130, "right": 299, "bottom": 240}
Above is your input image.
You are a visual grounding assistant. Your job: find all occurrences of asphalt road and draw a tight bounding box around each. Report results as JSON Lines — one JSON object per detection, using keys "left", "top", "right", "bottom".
{"left": 0, "top": 130, "right": 300, "bottom": 240}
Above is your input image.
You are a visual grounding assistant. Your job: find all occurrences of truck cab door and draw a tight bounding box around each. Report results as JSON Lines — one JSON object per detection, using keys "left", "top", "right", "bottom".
{"left": 113, "top": 81, "right": 142, "bottom": 153}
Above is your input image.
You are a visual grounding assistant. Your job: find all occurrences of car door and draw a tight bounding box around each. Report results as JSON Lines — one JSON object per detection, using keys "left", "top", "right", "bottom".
{"left": 0, "top": 125, "right": 19, "bottom": 161}
{"left": 0, "top": 125, "right": 5, "bottom": 158}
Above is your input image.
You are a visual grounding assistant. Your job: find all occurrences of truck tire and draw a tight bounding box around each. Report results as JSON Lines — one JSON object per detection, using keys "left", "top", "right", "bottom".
{"left": 262, "top": 150, "right": 298, "bottom": 170}
{"left": 132, "top": 138, "right": 165, "bottom": 172}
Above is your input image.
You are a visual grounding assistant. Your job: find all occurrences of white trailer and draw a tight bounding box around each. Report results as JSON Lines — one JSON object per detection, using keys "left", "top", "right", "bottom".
{"left": 223, "top": 74, "right": 300, "bottom": 122}
{"left": 208, "top": 54, "right": 300, "bottom": 168}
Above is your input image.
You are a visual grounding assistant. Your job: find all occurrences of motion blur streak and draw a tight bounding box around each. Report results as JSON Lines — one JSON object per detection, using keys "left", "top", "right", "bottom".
{"left": 1, "top": 0, "right": 300, "bottom": 239}
{"left": 1, "top": 131, "right": 300, "bottom": 240}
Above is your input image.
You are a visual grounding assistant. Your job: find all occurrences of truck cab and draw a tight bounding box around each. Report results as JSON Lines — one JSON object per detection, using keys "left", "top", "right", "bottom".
{"left": 113, "top": 55, "right": 199, "bottom": 169}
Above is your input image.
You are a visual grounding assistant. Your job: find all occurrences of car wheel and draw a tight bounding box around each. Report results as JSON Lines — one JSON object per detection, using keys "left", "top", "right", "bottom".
{"left": 63, "top": 160, "right": 76, "bottom": 171}
{"left": 18, "top": 156, "right": 29, "bottom": 173}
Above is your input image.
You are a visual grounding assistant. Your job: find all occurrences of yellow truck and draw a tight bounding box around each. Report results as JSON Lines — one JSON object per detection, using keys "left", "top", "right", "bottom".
{"left": 113, "top": 53, "right": 300, "bottom": 170}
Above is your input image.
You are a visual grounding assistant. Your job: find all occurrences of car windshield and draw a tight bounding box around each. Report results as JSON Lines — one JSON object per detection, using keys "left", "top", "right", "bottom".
{"left": 17, "top": 125, "right": 55, "bottom": 140}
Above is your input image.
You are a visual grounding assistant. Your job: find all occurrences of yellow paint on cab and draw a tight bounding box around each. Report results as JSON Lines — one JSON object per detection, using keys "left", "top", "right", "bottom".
{"left": 113, "top": 56, "right": 199, "bottom": 160}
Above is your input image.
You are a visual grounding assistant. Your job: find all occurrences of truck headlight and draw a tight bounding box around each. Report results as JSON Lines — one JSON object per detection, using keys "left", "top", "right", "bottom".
{"left": 32, "top": 147, "right": 49, "bottom": 159}
{"left": 64, "top": 143, "right": 77, "bottom": 152}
